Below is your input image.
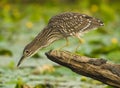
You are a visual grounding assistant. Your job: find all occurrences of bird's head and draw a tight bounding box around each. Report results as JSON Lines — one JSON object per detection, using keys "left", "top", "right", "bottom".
{"left": 17, "top": 41, "right": 41, "bottom": 67}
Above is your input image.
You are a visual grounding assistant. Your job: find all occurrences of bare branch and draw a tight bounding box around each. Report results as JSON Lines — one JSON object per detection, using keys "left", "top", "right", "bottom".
{"left": 45, "top": 50, "right": 120, "bottom": 88}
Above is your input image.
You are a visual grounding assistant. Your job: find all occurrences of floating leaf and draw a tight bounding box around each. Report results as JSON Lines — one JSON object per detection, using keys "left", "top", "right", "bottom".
{"left": 0, "top": 49, "right": 12, "bottom": 56}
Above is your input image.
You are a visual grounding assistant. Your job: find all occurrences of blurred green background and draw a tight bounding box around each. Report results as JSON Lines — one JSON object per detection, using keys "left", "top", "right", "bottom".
{"left": 0, "top": 0, "right": 120, "bottom": 88}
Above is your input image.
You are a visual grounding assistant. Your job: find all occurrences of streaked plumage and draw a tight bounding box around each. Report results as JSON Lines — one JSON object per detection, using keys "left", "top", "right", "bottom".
{"left": 17, "top": 12, "right": 104, "bottom": 67}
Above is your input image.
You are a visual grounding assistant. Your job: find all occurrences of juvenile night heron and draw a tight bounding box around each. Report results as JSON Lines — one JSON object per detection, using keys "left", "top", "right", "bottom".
{"left": 17, "top": 12, "right": 104, "bottom": 67}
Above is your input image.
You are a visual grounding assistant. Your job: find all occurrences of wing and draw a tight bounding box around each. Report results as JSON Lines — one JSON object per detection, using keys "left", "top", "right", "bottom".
{"left": 48, "top": 12, "right": 104, "bottom": 36}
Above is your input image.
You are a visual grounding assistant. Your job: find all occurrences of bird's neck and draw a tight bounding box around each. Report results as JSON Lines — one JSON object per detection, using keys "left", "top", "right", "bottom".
{"left": 31, "top": 26, "right": 62, "bottom": 49}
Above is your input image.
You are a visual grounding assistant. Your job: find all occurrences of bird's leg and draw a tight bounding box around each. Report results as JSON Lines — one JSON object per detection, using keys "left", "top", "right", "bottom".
{"left": 55, "top": 37, "right": 72, "bottom": 63}
{"left": 74, "top": 34, "right": 85, "bottom": 52}
{"left": 55, "top": 37, "right": 69, "bottom": 51}
{"left": 78, "top": 37, "right": 85, "bottom": 44}
{"left": 59, "top": 37, "right": 69, "bottom": 50}
{"left": 65, "top": 37, "right": 69, "bottom": 46}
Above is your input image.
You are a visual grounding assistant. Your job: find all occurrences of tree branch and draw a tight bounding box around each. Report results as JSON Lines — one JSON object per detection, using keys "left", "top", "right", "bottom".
{"left": 45, "top": 50, "right": 120, "bottom": 88}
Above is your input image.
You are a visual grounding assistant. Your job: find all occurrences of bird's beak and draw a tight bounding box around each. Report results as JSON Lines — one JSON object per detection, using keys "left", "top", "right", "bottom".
{"left": 17, "top": 55, "right": 25, "bottom": 67}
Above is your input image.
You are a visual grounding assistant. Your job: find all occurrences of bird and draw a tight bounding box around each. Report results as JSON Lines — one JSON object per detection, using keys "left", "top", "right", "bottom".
{"left": 17, "top": 12, "right": 104, "bottom": 67}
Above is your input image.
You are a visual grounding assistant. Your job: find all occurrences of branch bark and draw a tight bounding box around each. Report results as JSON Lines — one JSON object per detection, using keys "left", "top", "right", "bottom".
{"left": 45, "top": 50, "right": 120, "bottom": 88}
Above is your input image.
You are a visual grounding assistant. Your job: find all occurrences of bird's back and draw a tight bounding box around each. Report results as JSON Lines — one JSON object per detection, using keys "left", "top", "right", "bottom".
{"left": 48, "top": 12, "right": 104, "bottom": 37}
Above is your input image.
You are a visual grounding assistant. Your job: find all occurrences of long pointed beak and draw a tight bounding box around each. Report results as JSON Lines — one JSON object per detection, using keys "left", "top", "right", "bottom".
{"left": 17, "top": 56, "right": 25, "bottom": 67}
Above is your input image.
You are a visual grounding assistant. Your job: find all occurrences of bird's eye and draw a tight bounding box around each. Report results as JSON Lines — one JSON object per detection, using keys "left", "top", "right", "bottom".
{"left": 25, "top": 50, "right": 29, "bottom": 53}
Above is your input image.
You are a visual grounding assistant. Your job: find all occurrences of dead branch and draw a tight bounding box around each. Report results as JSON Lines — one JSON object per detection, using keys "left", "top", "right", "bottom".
{"left": 45, "top": 50, "right": 120, "bottom": 88}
